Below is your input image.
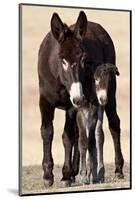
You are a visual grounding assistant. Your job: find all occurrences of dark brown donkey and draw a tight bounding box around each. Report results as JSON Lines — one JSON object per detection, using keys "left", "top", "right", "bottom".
{"left": 38, "top": 11, "right": 124, "bottom": 187}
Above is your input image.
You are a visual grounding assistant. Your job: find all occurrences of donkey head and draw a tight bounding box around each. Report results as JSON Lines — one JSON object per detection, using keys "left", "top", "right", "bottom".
{"left": 94, "top": 63, "right": 120, "bottom": 106}
{"left": 51, "top": 11, "right": 87, "bottom": 107}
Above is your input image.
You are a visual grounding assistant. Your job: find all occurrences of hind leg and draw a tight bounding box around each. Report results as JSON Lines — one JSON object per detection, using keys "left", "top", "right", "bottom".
{"left": 105, "top": 79, "right": 124, "bottom": 178}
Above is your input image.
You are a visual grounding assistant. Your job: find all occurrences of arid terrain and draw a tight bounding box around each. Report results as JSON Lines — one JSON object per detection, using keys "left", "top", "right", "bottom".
{"left": 21, "top": 5, "right": 130, "bottom": 195}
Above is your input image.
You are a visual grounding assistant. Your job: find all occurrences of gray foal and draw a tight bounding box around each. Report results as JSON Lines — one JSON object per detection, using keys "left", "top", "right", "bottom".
{"left": 77, "top": 103, "right": 99, "bottom": 185}
{"left": 76, "top": 63, "right": 120, "bottom": 185}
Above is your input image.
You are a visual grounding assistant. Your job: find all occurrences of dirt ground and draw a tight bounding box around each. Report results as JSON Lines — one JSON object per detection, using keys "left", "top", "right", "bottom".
{"left": 21, "top": 5, "right": 131, "bottom": 194}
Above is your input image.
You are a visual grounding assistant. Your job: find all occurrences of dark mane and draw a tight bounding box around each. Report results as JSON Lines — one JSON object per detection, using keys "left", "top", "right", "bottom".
{"left": 59, "top": 24, "right": 74, "bottom": 43}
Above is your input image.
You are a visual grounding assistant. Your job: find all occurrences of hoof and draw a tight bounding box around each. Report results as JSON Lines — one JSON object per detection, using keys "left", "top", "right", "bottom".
{"left": 92, "top": 178, "right": 99, "bottom": 184}
{"left": 61, "top": 179, "right": 71, "bottom": 187}
{"left": 98, "top": 168, "right": 105, "bottom": 183}
{"left": 71, "top": 176, "right": 76, "bottom": 183}
{"left": 98, "top": 177, "right": 105, "bottom": 183}
{"left": 81, "top": 177, "right": 90, "bottom": 185}
{"left": 44, "top": 179, "right": 53, "bottom": 188}
{"left": 114, "top": 173, "right": 124, "bottom": 180}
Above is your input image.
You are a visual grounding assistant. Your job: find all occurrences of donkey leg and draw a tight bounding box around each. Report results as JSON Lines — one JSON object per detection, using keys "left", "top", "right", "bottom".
{"left": 78, "top": 131, "right": 89, "bottom": 185}
{"left": 86, "top": 155, "right": 91, "bottom": 183}
{"left": 95, "top": 122, "right": 105, "bottom": 183}
{"left": 39, "top": 95, "right": 55, "bottom": 187}
{"left": 105, "top": 97, "right": 124, "bottom": 178}
{"left": 71, "top": 124, "right": 80, "bottom": 183}
{"left": 95, "top": 107, "right": 105, "bottom": 183}
{"left": 87, "top": 148, "right": 98, "bottom": 184}
{"left": 61, "top": 108, "right": 76, "bottom": 186}
{"left": 87, "top": 118, "right": 98, "bottom": 184}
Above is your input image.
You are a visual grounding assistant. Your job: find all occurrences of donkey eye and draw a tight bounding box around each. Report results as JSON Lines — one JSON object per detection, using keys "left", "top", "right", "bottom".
{"left": 62, "top": 59, "right": 69, "bottom": 71}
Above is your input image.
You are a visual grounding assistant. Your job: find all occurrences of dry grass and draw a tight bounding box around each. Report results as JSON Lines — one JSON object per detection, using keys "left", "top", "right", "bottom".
{"left": 21, "top": 162, "right": 130, "bottom": 195}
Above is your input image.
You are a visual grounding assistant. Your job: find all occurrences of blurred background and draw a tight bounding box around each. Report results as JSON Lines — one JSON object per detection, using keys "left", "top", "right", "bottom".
{"left": 22, "top": 5, "right": 130, "bottom": 168}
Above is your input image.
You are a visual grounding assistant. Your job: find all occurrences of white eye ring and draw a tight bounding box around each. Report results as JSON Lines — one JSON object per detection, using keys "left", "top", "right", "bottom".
{"left": 95, "top": 79, "right": 100, "bottom": 85}
{"left": 62, "top": 59, "right": 69, "bottom": 71}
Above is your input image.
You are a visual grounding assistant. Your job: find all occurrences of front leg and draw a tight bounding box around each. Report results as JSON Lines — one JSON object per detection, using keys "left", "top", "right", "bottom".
{"left": 78, "top": 130, "right": 88, "bottom": 185}
{"left": 61, "top": 107, "right": 77, "bottom": 186}
{"left": 77, "top": 110, "right": 89, "bottom": 185}
{"left": 39, "top": 95, "right": 55, "bottom": 187}
{"left": 87, "top": 115, "right": 98, "bottom": 184}
{"left": 72, "top": 124, "right": 80, "bottom": 183}
{"left": 95, "top": 106, "right": 105, "bottom": 183}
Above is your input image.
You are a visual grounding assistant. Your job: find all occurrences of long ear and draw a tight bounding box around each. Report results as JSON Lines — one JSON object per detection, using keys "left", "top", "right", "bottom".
{"left": 74, "top": 11, "right": 87, "bottom": 39}
{"left": 105, "top": 63, "right": 120, "bottom": 76}
{"left": 115, "top": 67, "right": 120, "bottom": 76}
{"left": 51, "top": 13, "right": 64, "bottom": 41}
{"left": 109, "top": 64, "right": 120, "bottom": 76}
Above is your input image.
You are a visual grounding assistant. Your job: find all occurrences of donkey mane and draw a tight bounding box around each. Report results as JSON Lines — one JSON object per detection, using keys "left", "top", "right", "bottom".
{"left": 59, "top": 24, "right": 74, "bottom": 43}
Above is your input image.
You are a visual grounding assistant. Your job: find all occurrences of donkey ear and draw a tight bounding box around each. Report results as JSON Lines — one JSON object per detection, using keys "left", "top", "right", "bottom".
{"left": 51, "top": 13, "right": 64, "bottom": 41}
{"left": 115, "top": 67, "right": 120, "bottom": 76}
{"left": 74, "top": 11, "right": 87, "bottom": 39}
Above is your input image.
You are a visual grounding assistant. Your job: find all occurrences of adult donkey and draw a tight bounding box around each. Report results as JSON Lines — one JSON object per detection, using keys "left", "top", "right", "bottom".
{"left": 38, "top": 11, "right": 124, "bottom": 187}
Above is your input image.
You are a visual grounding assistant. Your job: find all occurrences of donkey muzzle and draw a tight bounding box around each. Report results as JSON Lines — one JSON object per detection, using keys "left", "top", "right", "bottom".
{"left": 97, "top": 89, "right": 108, "bottom": 106}
{"left": 70, "top": 82, "right": 85, "bottom": 107}
{"left": 99, "top": 96, "right": 108, "bottom": 106}
{"left": 73, "top": 95, "right": 85, "bottom": 107}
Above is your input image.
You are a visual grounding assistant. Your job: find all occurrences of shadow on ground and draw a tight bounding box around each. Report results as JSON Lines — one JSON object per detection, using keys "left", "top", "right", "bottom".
{"left": 21, "top": 162, "right": 130, "bottom": 195}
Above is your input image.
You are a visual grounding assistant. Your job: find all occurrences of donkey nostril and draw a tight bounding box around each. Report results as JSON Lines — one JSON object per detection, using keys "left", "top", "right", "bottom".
{"left": 73, "top": 98, "right": 76, "bottom": 104}
{"left": 73, "top": 97, "right": 80, "bottom": 105}
{"left": 99, "top": 97, "right": 103, "bottom": 103}
{"left": 73, "top": 96, "right": 85, "bottom": 106}
{"left": 99, "top": 97, "right": 107, "bottom": 105}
